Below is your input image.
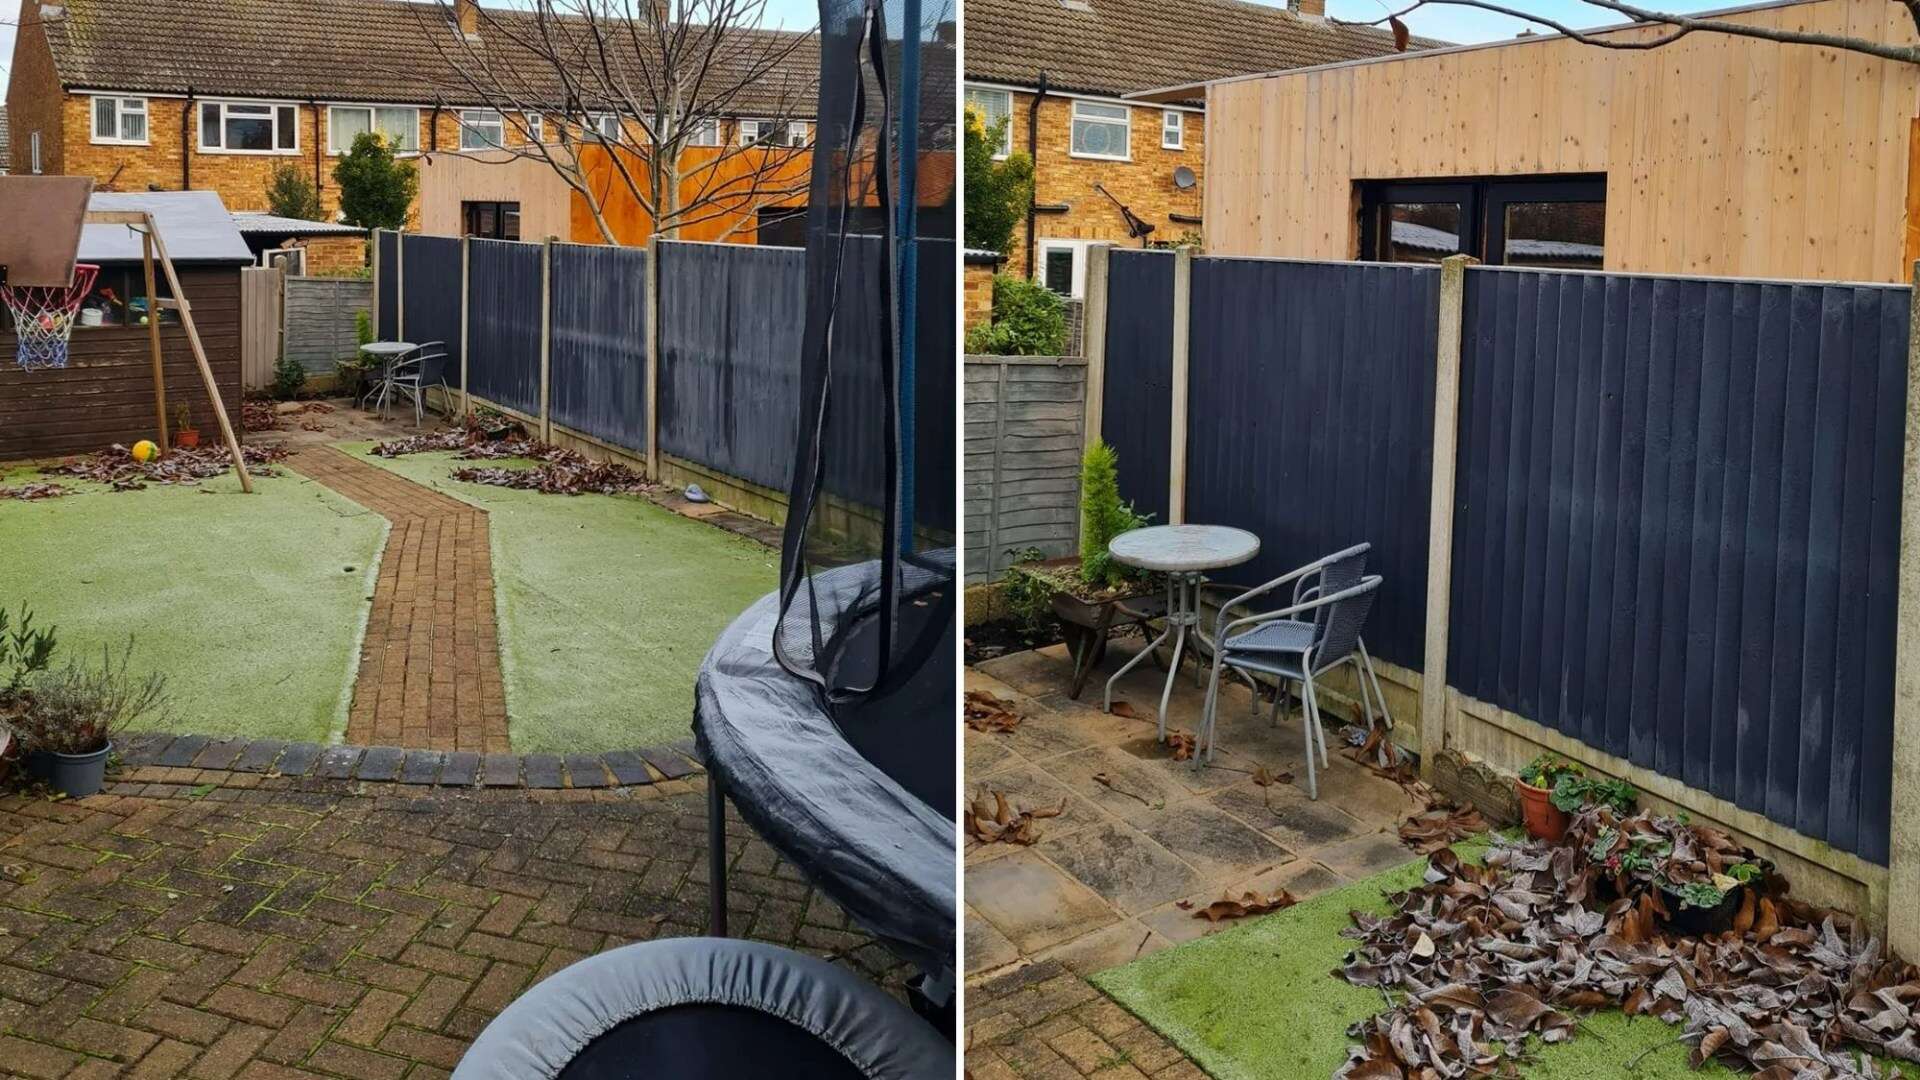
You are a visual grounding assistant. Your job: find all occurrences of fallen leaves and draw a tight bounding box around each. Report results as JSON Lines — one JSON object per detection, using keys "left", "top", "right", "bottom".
{"left": 963, "top": 690, "right": 1023, "bottom": 733}
{"left": 40, "top": 442, "right": 290, "bottom": 491}
{"left": 371, "top": 414, "right": 651, "bottom": 496}
{"left": 965, "top": 788, "right": 1064, "bottom": 846}
{"left": 1337, "top": 806, "right": 1920, "bottom": 1079}
{"left": 1163, "top": 729, "right": 1196, "bottom": 762}
{"left": 1397, "top": 795, "right": 1488, "bottom": 855}
{"left": 1191, "top": 888, "right": 1299, "bottom": 923}
{"left": 0, "top": 482, "right": 72, "bottom": 501}
{"left": 1109, "top": 700, "right": 1148, "bottom": 721}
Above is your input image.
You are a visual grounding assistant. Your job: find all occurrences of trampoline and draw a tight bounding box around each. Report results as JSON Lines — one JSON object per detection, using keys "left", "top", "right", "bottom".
{"left": 453, "top": 0, "right": 955, "bottom": 1070}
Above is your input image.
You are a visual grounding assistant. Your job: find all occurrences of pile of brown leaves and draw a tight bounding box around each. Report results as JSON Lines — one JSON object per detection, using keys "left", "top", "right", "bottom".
{"left": 40, "top": 443, "right": 290, "bottom": 491}
{"left": 451, "top": 452, "right": 649, "bottom": 496}
{"left": 1338, "top": 807, "right": 1920, "bottom": 1078}
{"left": 965, "top": 789, "right": 1063, "bottom": 846}
{"left": 371, "top": 413, "right": 523, "bottom": 458}
{"left": 1397, "top": 796, "right": 1489, "bottom": 855}
{"left": 1185, "top": 888, "right": 1299, "bottom": 923}
{"left": 241, "top": 399, "right": 281, "bottom": 431}
{"left": 964, "top": 690, "right": 1022, "bottom": 733}
{"left": 0, "top": 482, "right": 72, "bottom": 501}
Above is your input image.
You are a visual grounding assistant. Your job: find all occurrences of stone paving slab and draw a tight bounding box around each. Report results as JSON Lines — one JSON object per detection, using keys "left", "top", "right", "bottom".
{"left": 0, "top": 767, "right": 906, "bottom": 1078}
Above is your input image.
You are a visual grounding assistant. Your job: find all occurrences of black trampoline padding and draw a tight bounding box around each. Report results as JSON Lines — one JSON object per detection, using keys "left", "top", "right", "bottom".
{"left": 452, "top": 937, "right": 952, "bottom": 1080}
{"left": 695, "top": 554, "right": 956, "bottom": 978}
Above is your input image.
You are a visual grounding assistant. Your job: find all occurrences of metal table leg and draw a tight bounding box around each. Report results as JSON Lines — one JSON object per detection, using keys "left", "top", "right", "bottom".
{"left": 708, "top": 773, "right": 728, "bottom": 938}
{"left": 1105, "top": 573, "right": 1177, "bottom": 726}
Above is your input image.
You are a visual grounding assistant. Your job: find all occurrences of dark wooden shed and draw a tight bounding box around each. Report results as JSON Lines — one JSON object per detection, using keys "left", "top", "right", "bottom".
{"left": 0, "top": 191, "right": 250, "bottom": 462}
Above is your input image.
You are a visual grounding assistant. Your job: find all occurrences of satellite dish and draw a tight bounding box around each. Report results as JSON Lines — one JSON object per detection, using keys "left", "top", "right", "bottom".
{"left": 1172, "top": 166, "right": 1197, "bottom": 190}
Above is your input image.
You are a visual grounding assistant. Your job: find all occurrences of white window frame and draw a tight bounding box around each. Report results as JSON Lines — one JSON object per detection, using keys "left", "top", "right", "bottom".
{"left": 90, "top": 95, "right": 149, "bottom": 145}
{"left": 964, "top": 86, "right": 1013, "bottom": 159}
{"left": 525, "top": 112, "right": 545, "bottom": 144}
{"left": 587, "top": 112, "right": 622, "bottom": 142}
{"left": 1070, "top": 100, "right": 1130, "bottom": 161}
{"left": 1037, "top": 238, "right": 1095, "bottom": 299}
{"left": 1161, "top": 109, "right": 1184, "bottom": 150}
{"left": 326, "top": 104, "right": 421, "bottom": 155}
{"left": 29, "top": 131, "right": 42, "bottom": 174}
{"left": 459, "top": 109, "right": 506, "bottom": 150}
{"left": 686, "top": 117, "right": 721, "bottom": 147}
{"left": 739, "top": 119, "right": 806, "bottom": 148}
{"left": 199, "top": 100, "right": 301, "bottom": 155}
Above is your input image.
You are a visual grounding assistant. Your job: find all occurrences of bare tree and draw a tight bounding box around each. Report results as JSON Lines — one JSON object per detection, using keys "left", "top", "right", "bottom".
{"left": 1343, "top": 0, "right": 1920, "bottom": 65}
{"left": 411, "top": 0, "right": 819, "bottom": 243}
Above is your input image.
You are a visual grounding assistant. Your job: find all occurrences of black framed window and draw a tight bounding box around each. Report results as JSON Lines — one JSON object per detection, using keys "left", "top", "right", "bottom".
{"left": 462, "top": 201, "right": 522, "bottom": 241}
{"left": 1359, "top": 176, "right": 1605, "bottom": 268}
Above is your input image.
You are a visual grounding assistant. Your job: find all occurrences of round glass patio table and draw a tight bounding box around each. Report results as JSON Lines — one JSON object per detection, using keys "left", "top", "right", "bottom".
{"left": 1104, "top": 525, "right": 1260, "bottom": 742}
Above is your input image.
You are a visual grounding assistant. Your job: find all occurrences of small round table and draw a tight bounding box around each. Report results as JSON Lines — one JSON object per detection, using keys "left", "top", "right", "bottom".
{"left": 1104, "top": 525, "right": 1261, "bottom": 741}
{"left": 359, "top": 341, "right": 416, "bottom": 413}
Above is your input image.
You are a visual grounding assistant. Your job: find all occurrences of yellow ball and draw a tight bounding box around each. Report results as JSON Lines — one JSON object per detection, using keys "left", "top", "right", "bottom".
{"left": 130, "top": 440, "right": 159, "bottom": 463}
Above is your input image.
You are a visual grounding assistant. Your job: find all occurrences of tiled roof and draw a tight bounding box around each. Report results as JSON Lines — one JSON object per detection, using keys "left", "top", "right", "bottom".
{"left": 35, "top": 0, "right": 819, "bottom": 117}
{"left": 964, "top": 0, "right": 1442, "bottom": 99}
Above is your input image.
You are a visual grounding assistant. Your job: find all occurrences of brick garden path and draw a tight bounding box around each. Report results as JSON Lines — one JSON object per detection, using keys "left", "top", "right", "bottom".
{"left": 288, "top": 450, "right": 508, "bottom": 754}
{"left": 0, "top": 767, "right": 904, "bottom": 1079}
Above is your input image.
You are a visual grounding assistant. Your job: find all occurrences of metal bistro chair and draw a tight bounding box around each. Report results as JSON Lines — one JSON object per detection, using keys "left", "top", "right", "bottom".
{"left": 382, "top": 342, "right": 451, "bottom": 425}
{"left": 1198, "top": 570, "right": 1384, "bottom": 799}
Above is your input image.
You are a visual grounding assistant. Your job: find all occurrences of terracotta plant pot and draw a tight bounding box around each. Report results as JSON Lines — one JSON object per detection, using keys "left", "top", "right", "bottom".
{"left": 1515, "top": 779, "right": 1570, "bottom": 842}
{"left": 174, "top": 428, "right": 201, "bottom": 449}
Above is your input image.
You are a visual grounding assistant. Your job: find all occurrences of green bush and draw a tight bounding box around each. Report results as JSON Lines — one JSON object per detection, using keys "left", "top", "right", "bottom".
{"left": 265, "top": 163, "right": 324, "bottom": 221}
{"left": 0, "top": 605, "right": 58, "bottom": 696}
{"left": 356, "top": 310, "right": 374, "bottom": 348}
{"left": 335, "top": 132, "right": 418, "bottom": 231}
{"left": 1078, "top": 440, "right": 1150, "bottom": 588}
{"left": 15, "top": 639, "right": 168, "bottom": 755}
{"left": 271, "top": 354, "right": 308, "bottom": 401}
{"left": 963, "top": 108, "right": 1032, "bottom": 256}
{"left": 965, "top": 275, "right": 1067, "bottom": 356}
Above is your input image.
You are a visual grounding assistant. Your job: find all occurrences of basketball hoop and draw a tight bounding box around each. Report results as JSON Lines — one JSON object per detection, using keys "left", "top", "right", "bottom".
{"left": 1, "top": 264, "right": 99, "bottom": 370}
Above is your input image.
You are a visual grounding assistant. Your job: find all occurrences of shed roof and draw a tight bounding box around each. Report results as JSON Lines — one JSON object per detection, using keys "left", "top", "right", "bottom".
{"left": 232, "top": 212, "right": 367, "bottom": 238}
{"left": 33, "top": 0, "right": 818, "bottom": 118}
{"left": 964, "top": 0, "right": 1441, "bottom": 101}
{"left": 81, "top": 191, "right": 253, "bottom": 265}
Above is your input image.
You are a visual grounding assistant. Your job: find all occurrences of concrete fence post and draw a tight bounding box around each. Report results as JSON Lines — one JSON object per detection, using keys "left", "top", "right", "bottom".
{"left": 458, "top": 235, "right": 471, "bottom": 418}
{"left": 1419, "top": 254, "right": 1476, "bottom": 778}
{"left": 1169, "top": 245, "right": 1194, "bottom": 524}
{"left": 1082, "top": 244, "right": 1112, "bottom": 450}
{"left": 646, "top": 236, "right": 662, "bottom": 482}
{"left": 539, "top": 236, "right": 554, "bottom": 442}
{"left": 1887, "top": 260, "right": 1920, "bottom": 958}
{"left": 369, "top": 229, "right": 383, "bottom": 342}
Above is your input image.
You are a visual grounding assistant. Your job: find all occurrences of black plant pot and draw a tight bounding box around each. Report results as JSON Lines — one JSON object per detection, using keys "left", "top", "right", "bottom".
{"left": 1663, "top": 883, "right": 1746, "bottom": 937}
{"left": 26, "top": 742, "right": 112, "bottom": 798}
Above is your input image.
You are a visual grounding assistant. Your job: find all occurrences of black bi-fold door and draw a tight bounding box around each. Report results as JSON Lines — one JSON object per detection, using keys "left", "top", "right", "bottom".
{"left": 1358, "top": 176, "right": 1605, "bottom": 269}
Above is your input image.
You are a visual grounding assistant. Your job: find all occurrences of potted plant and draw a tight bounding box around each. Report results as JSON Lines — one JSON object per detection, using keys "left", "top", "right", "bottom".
{"left": 14, "top": 638, "right": 168, "bottom": 798}
{"left": 1516, "top": 753, "right": 1638, "bottom": 841}
{"left": 1002, "top": 441, "right": 1155, "bottom": 696}
{"left": 172, "top": 404, "right": 200, "bottom": 449}
{"left": 0, "top": 605, "right": 57, "bottom": 788}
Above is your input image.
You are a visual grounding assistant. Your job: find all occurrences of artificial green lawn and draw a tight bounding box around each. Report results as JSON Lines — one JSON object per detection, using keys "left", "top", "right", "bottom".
{"left": 0, "top": 464, "right": 386, "bottom": 743}
{"left": 1094, "top": 838, "right": 1748, "bottom": 1080}
{"left": 344, "top": 444, "right": 778, "bottom": 753}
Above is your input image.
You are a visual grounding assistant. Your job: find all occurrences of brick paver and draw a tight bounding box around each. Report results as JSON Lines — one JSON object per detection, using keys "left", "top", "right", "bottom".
{"left": 288, "top": 449, "right": 508, "bottom": 753}
{"left": 965, "top": 960, "right": 1200, "bottom": 1080}
{"left": 0, "top": 770, "right": 905, "bottom": 1078}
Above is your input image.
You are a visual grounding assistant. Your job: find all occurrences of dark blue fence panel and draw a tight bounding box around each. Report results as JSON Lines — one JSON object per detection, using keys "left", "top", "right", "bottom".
{"left": 1183, "top": 258, "right": 1439, "bottom": 669}
{"left": 464, "top": 239, "right": 543, "bottom": 417}
{"left": 1450, "top": 268, "right": 1907, "bottom": 864}
{"left": 657, "top": 241, "right": 806, "bottom": 492}
{"left": 549, "top": 243, "right": 648, "bottom": 449}
{"left": 399, "top": 236, "right": 463, "bottom": 383}
{"left": 1102, "top": 249, "right": 1175, "bottom": 524}
{"left": 377, "top": 231, "right": 399, "bottom": 336}
{"left": 913, "top": 239, "right": 958, "bottom": 536}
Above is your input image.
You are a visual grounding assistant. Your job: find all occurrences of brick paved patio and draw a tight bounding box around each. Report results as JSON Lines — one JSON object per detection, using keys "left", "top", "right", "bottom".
{"left": 288, "top": 449, "right": 508, "bottom": 754}
{"left": 0, "top": 768, "right": 905, "bottom": 1078}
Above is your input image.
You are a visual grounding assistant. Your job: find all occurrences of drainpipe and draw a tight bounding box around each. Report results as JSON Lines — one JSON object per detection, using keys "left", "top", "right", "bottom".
{"left": 309, "top": 98, "right": 323, "bottom": 200}
{"left": 430, "top": 104, "right": 442, "bottom": 153}
{"left": 180, "top": 87, "right": 194, "bottom": 189}
{"left": 1024, "top": 72, "right": 1047, "bottom": 279}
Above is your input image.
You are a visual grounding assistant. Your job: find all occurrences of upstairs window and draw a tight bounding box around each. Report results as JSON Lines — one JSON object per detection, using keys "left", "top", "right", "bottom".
{"left": 459, "top": 109, "right": 506, "bottom": 150}
{"left": 588, "top": 113, "right": 622, "bottom": 142}
{"left": 328, "top": 106, "right": 419, "bottom": 154}
{"left": 201, "top": 101, "right": 298, "bottom": 153}
{"left": 1161, "top": 109, "right": 1184, "bottom": 150}
{"left": 964, "top": 86, "right": 1013, "bottom": 157}
{"left": 687, "top": 118, "right": 721, "bottom": 146}
{"left": 525, "top": 112, "right": 545, "bottom": 144}
{"left": 91, "top": 96, "right": 149, "bottom": 145}
{"left": 1070, "top": 100, "right": 1129, "bottom": 160}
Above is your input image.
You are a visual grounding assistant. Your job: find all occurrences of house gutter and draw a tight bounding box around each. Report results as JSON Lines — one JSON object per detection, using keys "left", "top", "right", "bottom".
{"left": 1024, "top": 71, "right": 1047, "bottom": 277}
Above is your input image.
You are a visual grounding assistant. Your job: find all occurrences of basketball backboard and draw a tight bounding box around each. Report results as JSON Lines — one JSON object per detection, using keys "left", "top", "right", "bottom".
{"left": 0, "top": 176, "right": 94, "bottom": 288}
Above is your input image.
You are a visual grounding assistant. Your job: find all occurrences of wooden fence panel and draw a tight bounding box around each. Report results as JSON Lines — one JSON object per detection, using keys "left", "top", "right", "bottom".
{"left": 284, "top": 278, "right": 371, "bottom": 377}
{"left": 238, "top": 266, "right": 283, "bottom": 390}
{"left": 964, "top": 356, "right": 1086, "bottom": 583}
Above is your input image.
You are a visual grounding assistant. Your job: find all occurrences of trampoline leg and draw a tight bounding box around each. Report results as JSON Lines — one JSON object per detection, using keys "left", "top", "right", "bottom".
{"left": 708, "top": 776, "right": 728, "bottom": 938}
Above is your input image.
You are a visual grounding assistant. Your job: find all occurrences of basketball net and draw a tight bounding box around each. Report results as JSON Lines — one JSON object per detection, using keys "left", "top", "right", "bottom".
{"left": 2, "top": 264, "right": 100, "bottom": 370}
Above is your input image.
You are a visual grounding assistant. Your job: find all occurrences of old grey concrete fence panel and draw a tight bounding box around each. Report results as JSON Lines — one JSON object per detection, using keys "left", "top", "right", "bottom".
{"left": 964, "top": 356, "right": 1087, "bottom": 583}
{"left": 284, "top": 277, "right": 372, "bottom": 376}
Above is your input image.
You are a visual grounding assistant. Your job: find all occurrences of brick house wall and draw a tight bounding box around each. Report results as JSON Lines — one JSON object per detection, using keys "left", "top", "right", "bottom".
{"left": 983, "top": 89, "right": 1204, "bottom": 280}
{"left": 4, "top": 6, "right": 65, "bottom": 176}
{"left": 964, "top": 261, "right": 996, "bottom": 331}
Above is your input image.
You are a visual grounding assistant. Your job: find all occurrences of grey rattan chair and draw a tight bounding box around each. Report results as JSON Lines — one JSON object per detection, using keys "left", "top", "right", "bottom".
{"left": 382, "top": 343, "right": 450, "bottom": 425}
{"left": 1198, "top": 572, "right": 1384, "bottom": 799}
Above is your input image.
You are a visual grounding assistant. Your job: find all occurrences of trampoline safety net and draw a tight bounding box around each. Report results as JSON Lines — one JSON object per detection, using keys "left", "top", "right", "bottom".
{"left": 775, "top": 0, "right": 957, "bottom": 703}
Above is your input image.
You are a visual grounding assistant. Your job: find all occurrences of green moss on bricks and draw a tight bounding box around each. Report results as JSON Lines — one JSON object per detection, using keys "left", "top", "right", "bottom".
{"left": 346, "top": 444, "right": 778, "bottom": 753}
{"left": 0, "top": 467, "right": 387, "bottom": 743}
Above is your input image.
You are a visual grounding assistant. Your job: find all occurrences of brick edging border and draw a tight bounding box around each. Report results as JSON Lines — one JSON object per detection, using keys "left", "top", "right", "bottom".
{"left": 113, "top": 732, "right": 704, "bottom": 791}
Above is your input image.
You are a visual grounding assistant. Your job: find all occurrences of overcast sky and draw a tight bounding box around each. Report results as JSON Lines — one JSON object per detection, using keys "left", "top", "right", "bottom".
{"left": 0, "top": 0, "right": 1744, "bottom": 99}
